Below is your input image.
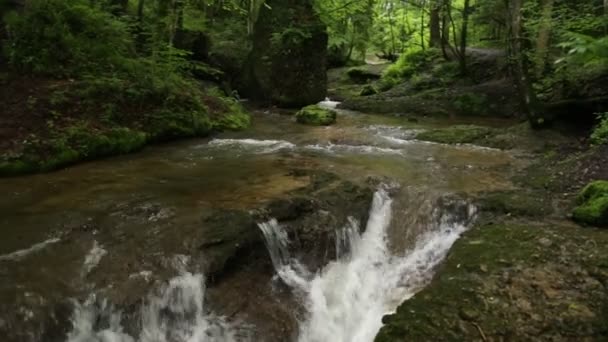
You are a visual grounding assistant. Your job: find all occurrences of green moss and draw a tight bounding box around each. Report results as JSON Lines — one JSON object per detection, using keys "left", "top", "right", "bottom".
{"left": 376, "top": 220, "right": 608, "bottom": 340}
{"left": 415, "top": 125, "right": 493, "bottom": 144}
{"left": 478, "top": 191, "right": 553, "bottom": 217}
{"left": 359, "top": 84, "right": 378, "bottom": 96}
{"left": 210, "top": 97, "right": 251, "bottom": 131}
{"left": 453, "top": 93, "right": 488, "bottom": 116}
{"left": 146, "top": 110, "right": 212, "bottom": 141}
{"left": 295, "top": 105, "right": 337, "bottom": 126}
{"left": 573, "top": 181, "right": 608, "bottom": 226}
{"left": 0, "top": 159, "right": 38, "bottom": 176}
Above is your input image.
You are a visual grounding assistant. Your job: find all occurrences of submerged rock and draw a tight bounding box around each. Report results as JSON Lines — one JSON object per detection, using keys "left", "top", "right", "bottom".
{"left": 573, "top": 180, "right": 608, "bottom": 227}
{"left": 295, "top": 105, "right": 337, "bottom": 126}
{"left": 415, "top": 125, "right": 493, "bottom": 145}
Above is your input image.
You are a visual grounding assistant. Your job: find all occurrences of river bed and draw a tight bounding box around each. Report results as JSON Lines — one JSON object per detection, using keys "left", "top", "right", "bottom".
{"left": 0, "top": 103, "right": 523, "bottom": 341}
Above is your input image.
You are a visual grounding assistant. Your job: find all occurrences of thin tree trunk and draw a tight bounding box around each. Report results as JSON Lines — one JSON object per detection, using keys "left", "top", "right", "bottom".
{"left": 387, "top": 1, "right": 397, "bottom": 56}
{"left": 459, "top": 0, "right": 470, "bottom": 74}
{"left": 420, "top": 0, "right": 426, "bottom": 50}
{"left": 137, "top": 0, "right": 145, "bottom": 22}
{"left": 506, "top": 0, "right": 547, "bottom": 128}
{"left": 430, "top": 2, "right": 441, "bottom": 48}
{"left": 534, "top": 0, "right": 555, "bottom": 78}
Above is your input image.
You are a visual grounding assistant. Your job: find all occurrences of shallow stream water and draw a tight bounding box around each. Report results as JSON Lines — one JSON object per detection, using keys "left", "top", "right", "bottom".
{"left": 0, "top": 102, "right": 522, "bottom": 341}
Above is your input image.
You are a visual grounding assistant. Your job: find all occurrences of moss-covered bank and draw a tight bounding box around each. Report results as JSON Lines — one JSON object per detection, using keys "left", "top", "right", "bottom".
{"left": 376, "top": 126, "right": 608, "bottom": 341}
{"left": 376, "top": 217, "right": 608, "bottom": 341}
{"left": 0, "top": 79, "right": 250, "bottom": 177}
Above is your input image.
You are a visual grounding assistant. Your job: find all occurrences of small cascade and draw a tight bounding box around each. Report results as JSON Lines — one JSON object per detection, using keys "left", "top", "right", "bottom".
{"left": 82, "top": 240, "right": 107, "bottom": 276}
{"left": 257, "top": 219, "right": 310, "bottom": 290}
{"left": 207, "top": 139, "right": 295, "bottom": 154}
{"left": 258, "top": 219, "right": 291, "bottom": 271}
{"left": 258, "top": 188, "right": 476, "bottom": 342}
{"left": 317, "top": 98, "right": 340, "bottom": 109}
{"left": 66, "top": 273, "right": 243, "bottom": 342}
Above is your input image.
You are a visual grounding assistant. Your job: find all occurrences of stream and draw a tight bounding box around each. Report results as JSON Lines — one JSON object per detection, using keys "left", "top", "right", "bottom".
{"left": 0, "top": 101, "right": 521, "bottom": 341}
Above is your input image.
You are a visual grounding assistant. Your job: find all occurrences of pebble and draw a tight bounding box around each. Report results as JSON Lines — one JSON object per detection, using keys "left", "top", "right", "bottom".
{"left": 538, "top": 237, "right": 553, "bottom": 247}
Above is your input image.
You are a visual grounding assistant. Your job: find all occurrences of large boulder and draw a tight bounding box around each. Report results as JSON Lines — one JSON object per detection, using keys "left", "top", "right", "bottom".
{"left": 243, "top": 0, "right": 328, "bottom": 107}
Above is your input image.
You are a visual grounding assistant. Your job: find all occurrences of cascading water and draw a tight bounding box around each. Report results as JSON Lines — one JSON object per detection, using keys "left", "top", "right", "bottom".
{"left": 66, "top": 272, "right": 243, "bottom": 342}
{"left": 259, "top": 188, "right": 476, "bottom": 342}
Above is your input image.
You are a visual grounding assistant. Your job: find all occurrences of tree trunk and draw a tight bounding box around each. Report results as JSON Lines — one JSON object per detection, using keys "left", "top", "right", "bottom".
{"left": 420, "top": 0, "right": 426, "bottom": 50}
{"left": 534, "top": 0, "right": 555, "bottom": 78}
{"left": 137, "top": 0, "right": 145, "bottom": 21}
{"left": 506, "top": 0, "right": 547, "bottom": 129}
{"left": 458, "top": 0, "right": 470, "bottom": 74}
{"left": 430, "top": 3, "right": 441, "bottom": 48}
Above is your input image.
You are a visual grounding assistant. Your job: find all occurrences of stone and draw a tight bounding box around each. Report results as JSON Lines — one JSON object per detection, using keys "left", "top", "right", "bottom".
{"left": 243, "top": 0, "right": 328, "bottom": 107}
{"left": 459, "top": 307, "right": 480, "bottom": 321}
{"left": 295, "top": 105, "right": 337, "bottom": 126}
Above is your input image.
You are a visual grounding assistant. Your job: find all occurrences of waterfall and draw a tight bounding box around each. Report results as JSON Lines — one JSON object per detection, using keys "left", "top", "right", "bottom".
{"left": 259, "top": 189, "right": 476, "bottom": 342}
{"left": 66, "top": 273, "right": 241, "bottom": 342}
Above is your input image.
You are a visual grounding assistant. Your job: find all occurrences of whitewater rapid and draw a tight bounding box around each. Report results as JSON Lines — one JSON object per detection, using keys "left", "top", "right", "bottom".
{"left": 259, "top": 188, "right": 476, "bottom": 342}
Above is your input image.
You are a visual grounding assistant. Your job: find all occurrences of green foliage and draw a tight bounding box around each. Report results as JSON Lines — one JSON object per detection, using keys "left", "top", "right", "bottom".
{"left": 315, "top": 0, "right": 374, "bottom": 65}
{"left": 591, "top": 112, "right": 608, "bottom": 145}
{"left": 3, "top": 0, "right": 132, "bottom": 77}
{"left": 557, "top": 33, "right": 608, "bottom": 71}
{"left": 360, "top": 84, "right": 378, "bottom": 96}
{"left": 573, "top": 180, "right": 608, "bottom": 227}
{"left": 453, "top": 93, "right": 488, "bottom": 116}
{"left": 382, "top": 48, "right": 441, "bottom": 89}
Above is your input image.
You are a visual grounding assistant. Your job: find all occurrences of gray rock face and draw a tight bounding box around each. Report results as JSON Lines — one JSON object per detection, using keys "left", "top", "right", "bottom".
{"left": 243, "top": 0, "right": 328, "bottom": 107}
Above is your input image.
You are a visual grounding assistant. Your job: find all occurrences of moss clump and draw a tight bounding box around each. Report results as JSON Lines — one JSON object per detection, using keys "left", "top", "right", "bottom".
{"left": 454, "top": 92, "right": 488, "bottom": 116}
{"left": 415, "top": 125, "right": 493, "bottom": 144}
{"left": 0, "top": 125, "right": 148, "bottom": 176}
{"left": 478, "top": 191, "right": 553, "bottom": 217}
{"left": 573, "top": 180, "right": 608, "bottom": 226}
{"left": 359, "top": 84, "right": 378, "bottom": 96}
{"left": 295, "top": 105, "right": 337, "bottom": 126}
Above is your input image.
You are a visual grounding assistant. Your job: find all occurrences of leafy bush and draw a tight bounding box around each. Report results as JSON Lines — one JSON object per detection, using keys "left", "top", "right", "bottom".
{"left": 591, "top": 112, "right": 608, "bottom": 145}
{"left": 381, "top": 48, "right": 442, "bottom": 89}
{"left": 3, "top": 0, "right": 132, "bottom": 77}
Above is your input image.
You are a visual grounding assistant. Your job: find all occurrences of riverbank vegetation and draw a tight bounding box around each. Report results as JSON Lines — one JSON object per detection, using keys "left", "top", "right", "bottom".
{"left": 0, "top": 0, "right": 253, "bottom": 175}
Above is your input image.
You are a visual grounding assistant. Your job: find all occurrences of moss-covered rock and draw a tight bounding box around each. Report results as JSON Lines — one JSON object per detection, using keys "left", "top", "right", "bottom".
{"left": 347, "top": 67, "right": 381, "bottom": 84}
{"left": 573, "top": 180, "right": 608, "bottom": 227}
{"left": 376, "top": 219, "right": 608, "bottom": 341}
{"left": 295, "top": 105, "right": 337, "bottom": 126}
{"left": 360, "top": 84, "right": 378, "bottom": 96}
{"left": 244, "top": 0, "right": 328, "bottom": 107}
{"left": 478, "top": 190, "right": 553, "bottom": 217}
{"left": 415, "top": 125, "right": 494, "bottom": 144}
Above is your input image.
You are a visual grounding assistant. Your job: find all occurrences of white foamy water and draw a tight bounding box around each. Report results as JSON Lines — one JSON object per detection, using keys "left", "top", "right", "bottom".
{"left": 304, "top": 143, "right": 403, "bottom": 156}
{"left": 207, "top": 139, "right": 295, "bottom": 154}
{"left": 259, "top": 189, "right": 475, "bottom": 342}
{"left": 318, "top": 98, "right": 340, "bottom": 109}
{"left": 67, "top": 273, "right": 245, "bottom": 342}
{"left": 0, "top": 238, "right": 60, "bottom": 262}
{"left": 82, "top": 240, "right": 107, "bottom": 275}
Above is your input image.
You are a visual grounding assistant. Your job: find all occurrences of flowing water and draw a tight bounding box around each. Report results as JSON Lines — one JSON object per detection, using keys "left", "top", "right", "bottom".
{"left": 0, "top": 101, "right": 521, "bottom": 341}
